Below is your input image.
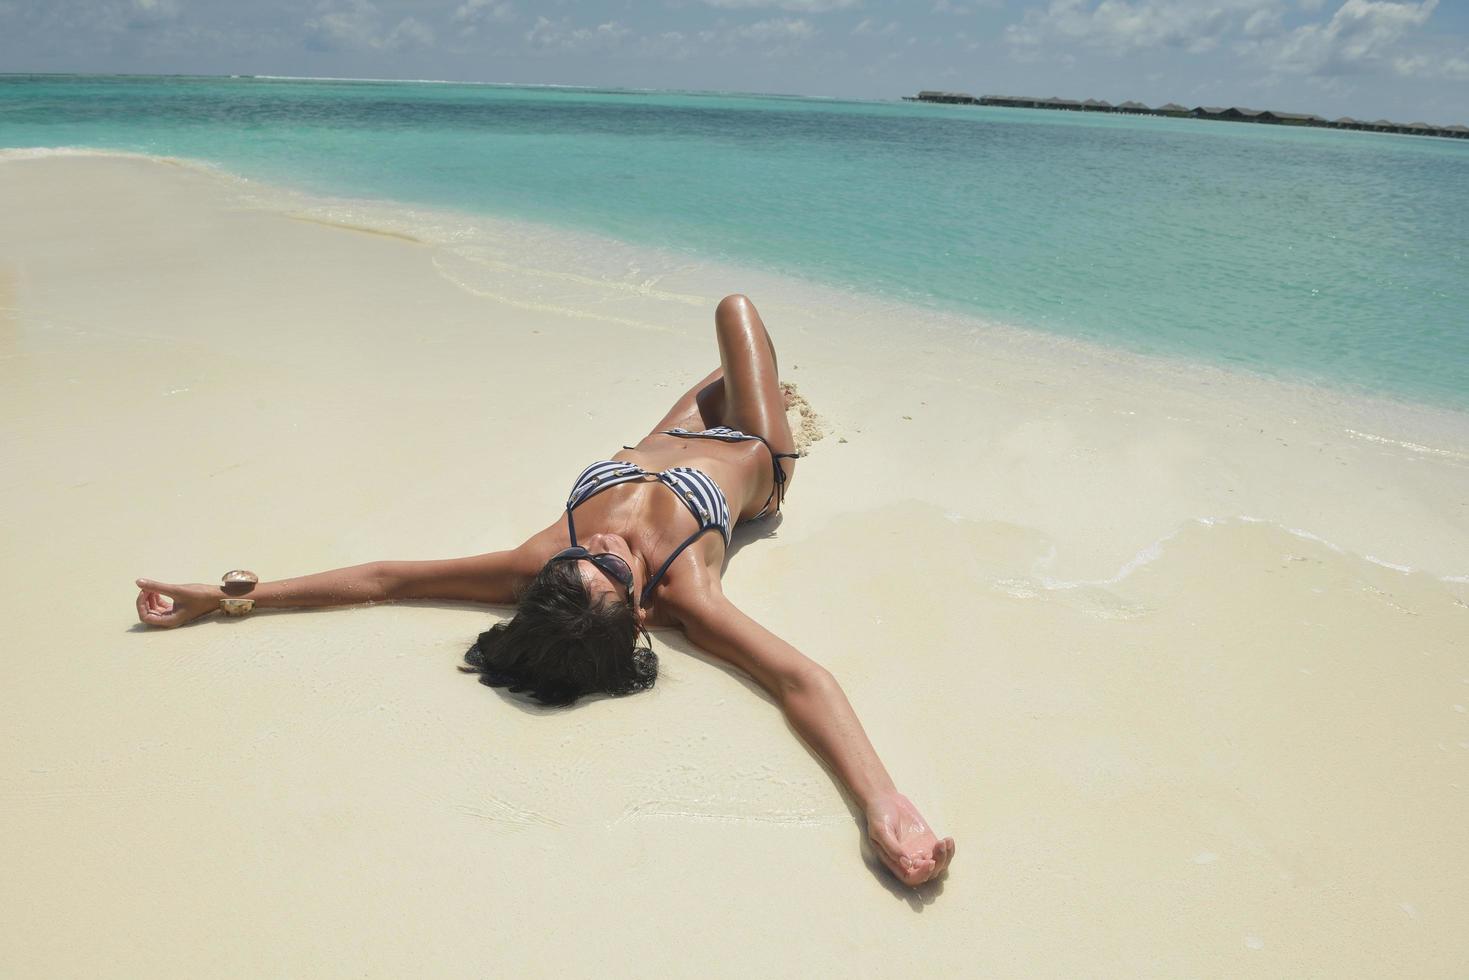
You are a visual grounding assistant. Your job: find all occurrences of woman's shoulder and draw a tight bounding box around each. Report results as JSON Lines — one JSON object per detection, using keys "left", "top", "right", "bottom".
{"left": 647, "top": 550, "right": 725, "bottom": 624}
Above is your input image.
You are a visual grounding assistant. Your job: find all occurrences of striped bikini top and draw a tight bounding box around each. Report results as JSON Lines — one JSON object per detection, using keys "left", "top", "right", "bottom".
{"left": 565, "top": 459, "right": 732, "bottom": 606}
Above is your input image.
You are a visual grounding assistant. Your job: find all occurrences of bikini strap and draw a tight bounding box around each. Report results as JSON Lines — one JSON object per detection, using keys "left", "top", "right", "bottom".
{"left": 749, "top": 435, "right": 800, "bottom": 514}
{"left": 640, "top": 527, "right": 719, "bottom": 606}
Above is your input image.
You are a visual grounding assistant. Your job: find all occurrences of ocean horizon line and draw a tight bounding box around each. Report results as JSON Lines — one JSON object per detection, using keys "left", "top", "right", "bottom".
{"left": 0, "top": 70, "right": 856, "bottom": 104}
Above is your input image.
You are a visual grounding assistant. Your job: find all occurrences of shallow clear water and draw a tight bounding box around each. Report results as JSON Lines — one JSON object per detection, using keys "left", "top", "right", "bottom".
{"left": 3, "top": 74, "right": 1467, "bottom": 408}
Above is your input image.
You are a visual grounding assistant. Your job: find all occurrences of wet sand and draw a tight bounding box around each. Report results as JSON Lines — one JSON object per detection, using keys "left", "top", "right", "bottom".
{"left": 1, "top": 154, "right": 1466, "bottom": 977}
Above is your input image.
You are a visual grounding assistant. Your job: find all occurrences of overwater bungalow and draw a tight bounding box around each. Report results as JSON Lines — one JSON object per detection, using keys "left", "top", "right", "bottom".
{"left": 915, "top": 90, "right": 979, "bottom": 105}
{"left": 1192, "top": 106, "right": 1251, "bottom": 120}
{"left": 1269, "top": 111, "right": 1325, "bottom": 126}
{"left": 979, "top": 95, "right": 1042, "bottom": 108}
{"left": 913, "top": 90, "right": 1465, "bottom": 139}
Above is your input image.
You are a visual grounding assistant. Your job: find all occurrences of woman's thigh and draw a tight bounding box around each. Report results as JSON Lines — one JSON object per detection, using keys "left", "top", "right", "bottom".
{"left": 642, "top": 297, "right": 796, "bottom": 476}
{"left": 708, "top": 294, "right": 795, "bottom": 458}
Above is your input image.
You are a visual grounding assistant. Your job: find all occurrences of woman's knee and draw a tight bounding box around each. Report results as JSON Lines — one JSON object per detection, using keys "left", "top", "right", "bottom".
{"left": 715, "top": 293, "right": 779, "bottom": 376}
{"left": 714, "top": 294, "right": 767, "bottom": 351}
{"left": 715, "top": 293, "right": 756, "bottom": 325}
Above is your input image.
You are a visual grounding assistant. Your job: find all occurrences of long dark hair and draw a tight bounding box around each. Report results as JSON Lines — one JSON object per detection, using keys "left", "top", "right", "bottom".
{"left": 460, "top": 559, "right": 657, "bottom": 706}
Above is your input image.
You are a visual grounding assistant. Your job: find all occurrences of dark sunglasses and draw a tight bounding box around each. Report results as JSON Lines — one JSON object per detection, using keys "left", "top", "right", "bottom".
{"left": 549, "top": 546, "right": 635, "bottom": 599}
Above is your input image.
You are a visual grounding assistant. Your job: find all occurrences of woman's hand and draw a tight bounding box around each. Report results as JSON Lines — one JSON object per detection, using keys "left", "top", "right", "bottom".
{"left": 866, "top": 790, "right": 955, "bottom": 887}
{"left": 134, "top": 579, "right": 220, "bottom": 629}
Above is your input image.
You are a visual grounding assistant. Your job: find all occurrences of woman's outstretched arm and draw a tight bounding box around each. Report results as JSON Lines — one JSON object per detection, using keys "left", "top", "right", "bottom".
{"left": 135, "top": 550, "right": 525, "bottom": 628}
{"left": 674, "top": 587, "right": 955, "bottom": 887}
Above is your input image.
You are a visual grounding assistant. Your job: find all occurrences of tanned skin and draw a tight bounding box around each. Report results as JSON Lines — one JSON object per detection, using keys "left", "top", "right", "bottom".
{"left": 136, "top": 294, "right": 955, "bottom": 887}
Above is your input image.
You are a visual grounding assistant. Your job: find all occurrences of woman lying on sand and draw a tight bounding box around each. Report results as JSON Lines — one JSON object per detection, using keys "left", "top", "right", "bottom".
{"left": 135, "top": 294, "right": 955, "bottom": 887}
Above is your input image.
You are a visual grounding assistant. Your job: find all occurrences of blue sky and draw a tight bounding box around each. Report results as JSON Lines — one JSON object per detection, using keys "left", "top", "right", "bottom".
{"left": 3, "top": 0, "right": 1467, "bottom": 122}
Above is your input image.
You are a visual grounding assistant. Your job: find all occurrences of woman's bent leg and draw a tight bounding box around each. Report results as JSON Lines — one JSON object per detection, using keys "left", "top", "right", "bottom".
{"left": 712, "top": 294, "right": 797, "bottom": 487}
{"left": 645, "top": 295, "right": 776, "bottom": 434}
{"left": 643, "top": 295, "right": 797, "bottom": 497}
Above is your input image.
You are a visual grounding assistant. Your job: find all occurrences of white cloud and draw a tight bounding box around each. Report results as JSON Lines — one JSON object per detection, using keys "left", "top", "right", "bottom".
{"left": 1005, "top": 0, "right": 1450, "bottom": 79}
{"left": 1436, "top": 55, "right": 1469, "bottom": 80}
{"left": 451, "top": 0, "right": 514, "bottom": 37}
{"left": 935, "top": 0, "right": 1005, "bottom": 11}
{"left": 128, "top": 0, "right": 181, "bottom": 25}
{"left": 686, "top": 17, "right": 818, "bottom": 56}
{"left": 933, "top": 0, "right": 1002, "bottom": 14}
{"left": 636, "top": 30, "right": 697, "bottom": 60}
{"left": 953, "top": 28, "right": 984, "bottom": 50}
{"left": 1244, "top": 0, "right": 1439, "bottom": 76}
{"left": 509, "top": 16, "right": 816, "bottom": 61}
{"left": 1242, "top": 7, "right": 1282, "bottom": 36}
{"left": 524, "top": 16, "right": 631, "bottom": 51}
{"left": 729, "top": 17, "right": 817, "bottom": 42}
{"left": 305, "top": 0, "right": 434, "bottom": 52}
{"left": 852, "top": 17, "right": 898, "bottom": 35}
{"left": 59, "top": 0, "right": 186, "bottom": 31}
{"left": 512, "top": 15, "right": 818, "bottom": 60}
{"left": 387, "top": 16, "right": 433, "bottom": 48}
{"left": 1005, "top": 0, "right": 1279, "bottom": 57}
{"left": 699, "top": 0, "right": 855, "bottom": 10}
{"left": 1393, "top": 51, "right": 1469, "bottom": 81}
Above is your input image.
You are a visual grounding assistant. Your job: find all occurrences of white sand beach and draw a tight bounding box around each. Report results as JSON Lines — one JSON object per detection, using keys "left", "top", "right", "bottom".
{"left": 2, "top": 154, "right": 1467, "bottom": 976}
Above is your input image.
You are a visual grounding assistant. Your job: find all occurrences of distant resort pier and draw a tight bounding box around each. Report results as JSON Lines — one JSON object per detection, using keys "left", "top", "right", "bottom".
{"left": 903, "top": 91, "right": 1469, "bottom": 141}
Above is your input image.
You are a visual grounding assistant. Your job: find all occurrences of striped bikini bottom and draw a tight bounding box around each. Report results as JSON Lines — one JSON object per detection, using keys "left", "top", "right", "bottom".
{"left": 661, "top": 425, "right": 798, "bottom": 519}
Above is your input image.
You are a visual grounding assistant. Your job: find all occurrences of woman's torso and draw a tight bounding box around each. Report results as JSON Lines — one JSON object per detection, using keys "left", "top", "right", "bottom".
{"left": 616, "top": 431, "right": 776, "bottom": 522}
{"left": 517, "top": 433, "right": 777, "bottom": 625}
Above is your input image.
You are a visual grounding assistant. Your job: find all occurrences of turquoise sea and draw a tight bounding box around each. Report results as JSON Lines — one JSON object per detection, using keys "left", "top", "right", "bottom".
{"left": 3, "top": 74, "right": 1467, "bottom": 409}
